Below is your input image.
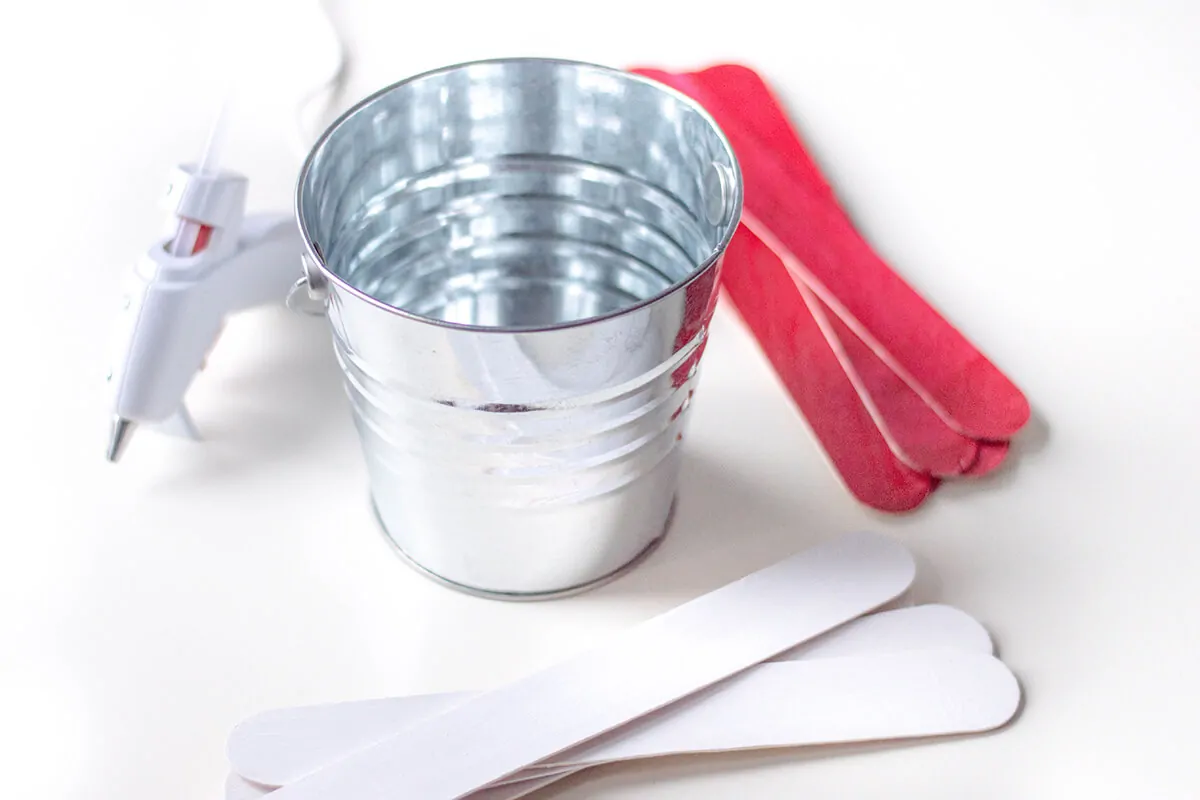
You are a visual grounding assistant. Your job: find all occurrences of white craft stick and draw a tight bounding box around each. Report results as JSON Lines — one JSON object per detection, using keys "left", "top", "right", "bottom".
{"left": 227, "top": 651, "right": 1019, "bottom": 800}
{"left": 470, "top": 772, "right": 564, "bottom": 800}
{"left": 229, "top": 604, "right": 990, "bottom": 787}
{"left": 223, "top": 769, "right": 563, "bottom": 800}
{"left": 223, "top": 605, "right": 999, "bottom": 800}
{"left": 781, "top": 603, "right": 991, "bottom": 660}
{"left": 535, "top": 651, "right": 1019, "bottom": 768}
{"left": 473, "top": 652, "right": 1020, "bottom": 799}
{"left": 263, "top": 532, "right": 915, "bottom": 800}
{"left": 225, "top": 775, "right": 270, "bottom": 800}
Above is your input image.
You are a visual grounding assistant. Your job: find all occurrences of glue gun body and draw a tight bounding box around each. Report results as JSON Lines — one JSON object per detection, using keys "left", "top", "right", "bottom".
{"left": 105, "top": 165, "right": 304, "bottom": 461}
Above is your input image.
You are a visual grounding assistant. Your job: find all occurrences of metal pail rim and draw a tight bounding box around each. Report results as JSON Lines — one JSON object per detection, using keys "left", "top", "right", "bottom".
{"left": 294, "top": 56, "right": 744, "bottom": 334}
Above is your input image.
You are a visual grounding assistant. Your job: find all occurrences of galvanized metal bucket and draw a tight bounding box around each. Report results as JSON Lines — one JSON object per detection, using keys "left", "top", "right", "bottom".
{"left": 294, "top": 58, "right": 742, "bottom": 598}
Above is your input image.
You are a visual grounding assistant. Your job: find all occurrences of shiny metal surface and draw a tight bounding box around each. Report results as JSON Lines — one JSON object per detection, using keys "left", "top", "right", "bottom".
{"left": 285, "top": 278, "right": 328, "bottom": 317}
{"left": 372, "top": 498, "right": 675, "bottom": 601}
{"left": 105, "top": 416, "right": 137, "bottom": 463}
{"left": 296, "top": 58, "right": 741, "bottom": 597}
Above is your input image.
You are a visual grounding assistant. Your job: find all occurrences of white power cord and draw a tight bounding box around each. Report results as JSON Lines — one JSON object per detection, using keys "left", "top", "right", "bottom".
{"left": 289, "top": 0, "right": 351, "bottom": 161}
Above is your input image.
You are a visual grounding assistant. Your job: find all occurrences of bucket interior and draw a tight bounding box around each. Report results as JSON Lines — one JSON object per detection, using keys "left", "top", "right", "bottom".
{"left": 298, "top": 59, "right": 740, "bottom": 330}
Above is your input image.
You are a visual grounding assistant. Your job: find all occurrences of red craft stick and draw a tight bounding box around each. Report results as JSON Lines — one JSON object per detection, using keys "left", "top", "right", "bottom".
{"left": 722, "top": 225, "right": 935, "bottom": 511}
{"left": 812, "top": 294, "right": 982, "bottom": 476}
{"left": 640, "top": 66, "right": 972, "bottom": 480}
{"left": 703, "top": 66, "right": 1012, "bottom": 479}
{"left": 965, "top": 440, "right": 1009, "bottom": 476}
{"left": 737, "top": 210, "right": 980, "bottom": 477}
{"left": 634, "top": 65, "right": 1030, "bottom": 442}
{"left": 692, "top": 64, "right": 836, "bottom": 201}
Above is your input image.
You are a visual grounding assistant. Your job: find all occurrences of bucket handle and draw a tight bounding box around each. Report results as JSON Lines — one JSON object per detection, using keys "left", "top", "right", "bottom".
{"left": 286, "top": 253, "right": 329, "bottom": 316}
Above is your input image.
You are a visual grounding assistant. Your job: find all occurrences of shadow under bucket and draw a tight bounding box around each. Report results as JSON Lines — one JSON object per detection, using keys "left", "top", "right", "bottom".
{"left": 295, "top": 58, "right": 742, "bottom": 598}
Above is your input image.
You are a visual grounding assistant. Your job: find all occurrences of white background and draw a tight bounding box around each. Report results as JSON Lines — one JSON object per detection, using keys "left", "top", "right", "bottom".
{"left": 4, "top": 0, "right": 1200, "bottom": 797}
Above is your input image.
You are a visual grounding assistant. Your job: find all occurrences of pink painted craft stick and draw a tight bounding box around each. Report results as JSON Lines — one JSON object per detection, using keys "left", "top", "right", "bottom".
{"left": 703, "top": 66, "right": 1010, "bottom": 479}
{"left": 736, "top": 210, "right": 978, "bottom": 477}
{"left": 721, "top": 225, "right": 935, "bottom": 511}
{"left": 634, "top": 65, "right": 1030, "bottom": 442}
{"left": 813, "top": 293, "right": 981, "bottom": 476}
{"left": 636, "top": 67, "right": 983, "bottom": 484}
{"left": 963, "top": 440, "right": 1009, "bottom": 477}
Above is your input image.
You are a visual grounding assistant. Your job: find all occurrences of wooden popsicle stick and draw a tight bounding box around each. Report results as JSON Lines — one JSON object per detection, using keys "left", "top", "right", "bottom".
{"left": 690, "top": 64, "right": 835, "bottom": 199}
{"left": 818, "top": 295, "right": 982, "bottom": 475}
{"left": 467, "top": 773, "right": 564, "bottom": 800}
{"left": 762, "top": 217, "right": 1010, "bottom": 480}
{"left": 225, "top": 775, "right": 270, "bottom": 800}
{"left": 227, "top": 651, "right": 1019, "bottom": 800}
{"left": 720, "top": 228, "right": 936, "bottom": 511}
{"left": 525, "top": 651, "right": 1021, "bottom": 770}
{"left": 227, "top": 604, "right": 993, "bottom": 788}
{"left": 739, "top": 212, "right": 980, "bottom": 477}
{"left": 379, "top": 652, "right": 1017, "bottom": 796}
{"left": 963, "top": 440, "right": 1010, "bottom": 477}
{"left": 779, "top": 603, "right": 991, "bottom": 659}
{"left": 637, "top": 67, "right": 1005, "bottom": 480}
{"left": 259, "top": 533, "right": 915, "bottom": 800}
{"left": 734, "top": 126, "right": 1021, "bottom": 443}
{"left": 634, "top": 65, "right": 1030, "bottom": 442}
{"left": 218, "top": 760, "right": 532, "bottom": 798}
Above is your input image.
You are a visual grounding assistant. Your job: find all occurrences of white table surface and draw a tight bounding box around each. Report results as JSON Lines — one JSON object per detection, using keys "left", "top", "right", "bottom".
{"left": 6, "top": 1, "right": 1200, "bottom": 798}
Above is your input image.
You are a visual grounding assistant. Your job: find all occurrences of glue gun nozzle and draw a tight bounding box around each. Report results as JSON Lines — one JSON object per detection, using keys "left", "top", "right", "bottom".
{"left": 106, "top": 416, "right": 137, "bottom": 463}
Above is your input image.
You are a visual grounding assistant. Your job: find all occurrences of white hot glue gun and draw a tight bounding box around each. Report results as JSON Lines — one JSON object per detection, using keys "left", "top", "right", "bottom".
{"left": 104, "top": 3, "right": 354, "bottom": 462}
{"left": 104, "top": 161, "right": 305, "bottom": 462}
